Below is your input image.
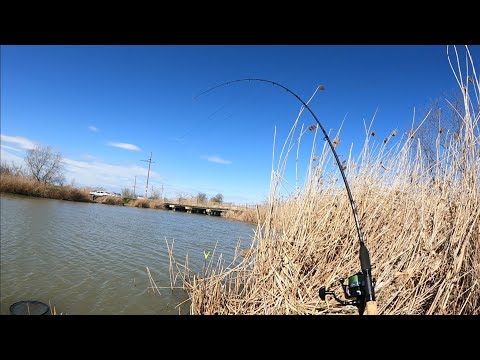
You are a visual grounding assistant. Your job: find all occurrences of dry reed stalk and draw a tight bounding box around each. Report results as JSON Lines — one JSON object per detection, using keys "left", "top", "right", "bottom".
{"left": 146, "top": 267, "right": 161, "bottom": 295}
{"left": 133, "top": 198, "right": 150, "bottom": 208}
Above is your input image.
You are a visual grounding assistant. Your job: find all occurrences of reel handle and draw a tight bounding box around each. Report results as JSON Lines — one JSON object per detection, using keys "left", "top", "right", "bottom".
{"left": 319, "top": 287, "right": 327, "bottom": 300}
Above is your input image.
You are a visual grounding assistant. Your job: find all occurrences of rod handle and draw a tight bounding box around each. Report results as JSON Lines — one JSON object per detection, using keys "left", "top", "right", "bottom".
{"left": 366, "top": 301, "right": 378, "bottom": 315}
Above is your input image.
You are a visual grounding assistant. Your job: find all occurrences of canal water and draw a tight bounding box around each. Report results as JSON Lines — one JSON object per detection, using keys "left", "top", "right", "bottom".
{"left": 0, "top": 194, "right": 256, "bottom": 315}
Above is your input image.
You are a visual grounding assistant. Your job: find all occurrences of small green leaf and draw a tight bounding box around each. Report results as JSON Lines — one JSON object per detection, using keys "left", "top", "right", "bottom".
{"left": 203, "top": 250, "right": 211, "bottom": 260}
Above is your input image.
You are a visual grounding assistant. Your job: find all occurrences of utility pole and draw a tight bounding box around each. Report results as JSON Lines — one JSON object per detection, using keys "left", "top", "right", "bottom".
{"left": 133, "top": 176, "right": 137, "bottom": 198}
{"left": 140, "top": 152, "right": 155, "bottom": 199}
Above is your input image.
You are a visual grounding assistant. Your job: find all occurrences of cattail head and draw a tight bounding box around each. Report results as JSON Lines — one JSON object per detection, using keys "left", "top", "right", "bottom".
{"left": 240, "top": 249, "right": 252, "bottom": 258}
{"left": 409, "top": 130, "right": 414, "bottom": 139}
{"left": 453, "top": 132, "right": 458, "bottom": 139}
{"left": 312, "top": 155, "right": 318, "bottom": 161}
{"left": 468, "top": 76, "right": 473, "bottom": 84}
{"left": 439, "top": 127, "right": 443, "bottom": 134}
{"left": 371, "top": 131, "right": 376, "bottom": 137}
{"left": 308, "top": 124, "right": 317, "bottom": 131}
{"left": 333, "top": 137, "right": 340, "bottom": 147}
{"left": 383, "top": 137, "right": 389, "bottom": 144}
{"left": 391, "top": 129, "right": 397, "bottom": 137}
{"left": 318, "top": 85, "right": 325, "bottom": 91}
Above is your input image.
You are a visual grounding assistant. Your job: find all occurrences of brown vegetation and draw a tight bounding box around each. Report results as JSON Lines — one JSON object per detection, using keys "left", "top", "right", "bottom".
{"left": 0, "top": 173, "right": 91, "bottom": 202}
{"left": 222, "top": 207, "right": 267, "bottom": 223}
{"left": 167, "top": 48, "right": 480, "bottom": 314}
{"left": 150, "top": 199, "right": 166, "bottom": 209}
{"left": 96, "top": 195, "right": 124, "bottom": 206}
{"left": 132, "top": 198, "right": 151, "bottom": 208}
{"left": 123, "top": 198, "right": 167, "bottom": 209}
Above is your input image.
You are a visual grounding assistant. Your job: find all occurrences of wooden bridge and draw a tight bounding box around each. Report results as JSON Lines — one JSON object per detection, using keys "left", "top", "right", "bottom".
{"left": 163, "top": 203, "right": 228, "bottom": 216}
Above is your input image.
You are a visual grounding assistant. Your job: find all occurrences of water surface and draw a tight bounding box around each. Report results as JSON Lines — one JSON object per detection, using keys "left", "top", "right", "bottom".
{"left": 0, "top": 194, "right": 255, "bottom": 314}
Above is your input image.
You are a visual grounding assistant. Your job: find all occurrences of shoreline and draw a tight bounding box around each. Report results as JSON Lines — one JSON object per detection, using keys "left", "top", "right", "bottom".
{"left": 0, "top": 174, "right": 258, "bottom": 223}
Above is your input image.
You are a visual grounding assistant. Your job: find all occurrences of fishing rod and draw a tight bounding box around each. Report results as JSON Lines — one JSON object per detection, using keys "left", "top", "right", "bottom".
{"left": 196, "top": 78, "right": 377, "bottom": 315}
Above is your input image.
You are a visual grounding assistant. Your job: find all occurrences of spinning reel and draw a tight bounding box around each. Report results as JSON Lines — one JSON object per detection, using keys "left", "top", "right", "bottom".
{"left": 319, "top": 271, "right": 375, "bottom": 315}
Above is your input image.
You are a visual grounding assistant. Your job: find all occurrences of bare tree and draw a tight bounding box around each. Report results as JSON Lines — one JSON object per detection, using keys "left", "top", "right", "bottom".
{"left": 176, "top": 192, "right": 188, "bottom": 204}
{"left": 196, "top": 192, "right": 207, "bottom": 204}
{"left": 210, "top": 193, "right": 224, "bottom": 204}
{"left": 25, "top": 145, "right": 65, "bottom": 185}
{"left": 150, "top": 187, "right": 161, "bottom": 199}
{"left": 122, "top": 187, "right": 134, "bottom": 198}
{"left": 0, "top": 160, "right": 26, "bottom": 177}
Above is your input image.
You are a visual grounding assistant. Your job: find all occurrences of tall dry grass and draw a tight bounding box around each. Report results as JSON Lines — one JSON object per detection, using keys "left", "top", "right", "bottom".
{"left": 131, "top": 198, "right": 151, "bottom": 208}
{"left": 0, "top": 173, "right": 91, "bottom": 202}
{"left": 150, "top": 199, "right": 166, "bottom": 209}
{"left": 96, "top": 195, "right": 124, "bottom": 206}
{"left": 222, "top": 207, "right": 267, "bottom": 223}
{"left": 122, "top": 197, "right": 166, "bottom": 209}
{"left": 167, "top": 46, "right": 480, "bottom": 314}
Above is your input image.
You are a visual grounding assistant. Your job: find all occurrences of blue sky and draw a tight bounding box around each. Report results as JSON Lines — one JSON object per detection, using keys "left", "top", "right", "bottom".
{"left": 1, "top": 45, "right": 478, "bottom": 203}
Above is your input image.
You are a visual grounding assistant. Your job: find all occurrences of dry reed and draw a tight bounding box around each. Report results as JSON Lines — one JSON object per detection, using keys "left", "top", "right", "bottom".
{"left": 97, "top": 195, "right": 124, "bottom": 206}
{"left": 150, "top": 199, "right": 166, "bottom": 209}
{"left": 0, "top": 173, "right": 91, "bottom": 202}
{"left": 132, "top": 198, "right": 151, "bottom": 208}
{"left": 222, "top": 207, "right": 267, "bottom": 223}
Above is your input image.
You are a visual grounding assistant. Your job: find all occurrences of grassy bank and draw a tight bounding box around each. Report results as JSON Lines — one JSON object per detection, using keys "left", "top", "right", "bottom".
{"left": 0, "top": 173, "right": 256, "bottom": 222}
{"left": 222, "top": 207, "right": 266, "bottom": 223}
{"left": 0, "top": 173, "right": 92, "bottom": 202}
{"left": 168, "top": 54, "right": 480, "bottom": 314}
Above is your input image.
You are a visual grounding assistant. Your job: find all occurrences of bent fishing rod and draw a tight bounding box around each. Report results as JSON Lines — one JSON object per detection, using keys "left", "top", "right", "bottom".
{"left": 196, "top": 78, "right": 377, "bottom": 315}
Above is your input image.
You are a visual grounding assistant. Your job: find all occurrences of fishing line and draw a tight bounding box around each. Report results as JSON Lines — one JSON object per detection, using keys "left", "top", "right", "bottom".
{"left": 196, "top": 78, "right": 364, "bottom": 245}
{"left": 176, "top": 104, "right": 227, "bottom": 141}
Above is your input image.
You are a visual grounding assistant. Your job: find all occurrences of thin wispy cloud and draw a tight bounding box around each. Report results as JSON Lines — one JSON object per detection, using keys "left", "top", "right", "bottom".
{"left": 0, "top": 134, "right": 36, "bottom": 150}
{"left": 172, "top": 137, "right": 185, "bottom": 144}
{"left": 202, "top": 155, "right": 232, "bottom": 165}
{"left": 80, "top": 154, "right": 97, "bottom": 161}
{"left": 0, "top": 134, "right": 151, "bottom": 192}
{"left": 0, "top": 134, "right": 255, "bottom": 202}
{"left": 1, "top": 144, "right": 23, "bottom": 152}
{"left": 0, "top": 147, "right": 25, "bottom": 165}
{"left": 88, "top": 125, "right": 99, "bottom": 132}
{"left": 63, "top": 158, "right": 162, "bottom": 191}
{"left": 107, "top": 142, "right": 141, "bottom": 151}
